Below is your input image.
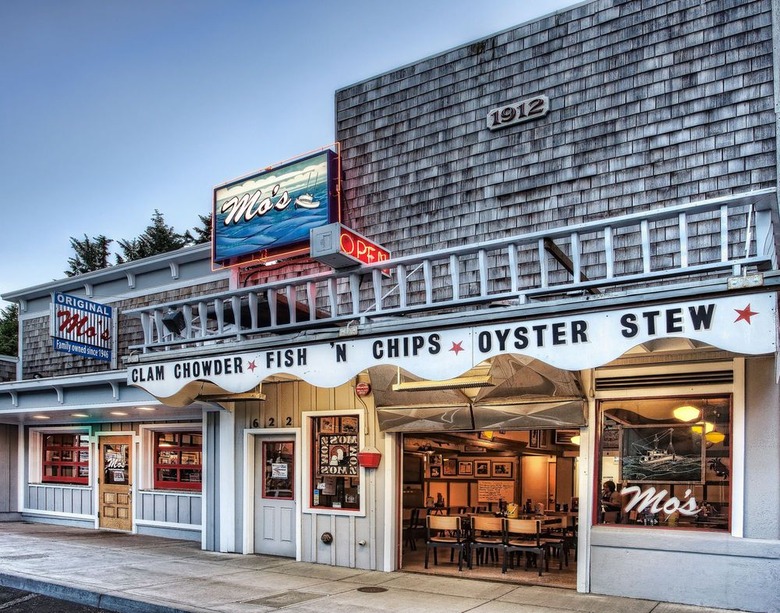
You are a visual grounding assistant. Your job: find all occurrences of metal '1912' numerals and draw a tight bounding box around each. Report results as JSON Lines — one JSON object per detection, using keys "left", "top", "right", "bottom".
{"left": 486, "top": 95, "right": 549, "bottom": 131}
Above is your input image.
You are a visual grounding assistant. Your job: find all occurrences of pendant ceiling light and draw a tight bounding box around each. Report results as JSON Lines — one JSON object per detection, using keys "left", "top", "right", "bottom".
{"left": 705, "top": 431, "right": 726, "bottom": 444}
{"left": 691, "top": 421, "right": 715, "bottom": 435}
{"left": 673, "top": 405, "right": 701, "bottom": 422}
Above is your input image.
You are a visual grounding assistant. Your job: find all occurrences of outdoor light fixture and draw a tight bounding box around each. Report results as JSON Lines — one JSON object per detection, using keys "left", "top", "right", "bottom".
{"left": 673, "top": 405, "right": 701, "bottom": 422}
{"left": 162, "top": 307, "right": 185, "bottom": 336}
{"left": 392, "top": 375, "right": 494, "bottom": 392}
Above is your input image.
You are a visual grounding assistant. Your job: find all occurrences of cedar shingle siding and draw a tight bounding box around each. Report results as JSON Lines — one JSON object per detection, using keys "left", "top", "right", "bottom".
{"left": 335, "top": 0, "right": 774, "bottom": 269}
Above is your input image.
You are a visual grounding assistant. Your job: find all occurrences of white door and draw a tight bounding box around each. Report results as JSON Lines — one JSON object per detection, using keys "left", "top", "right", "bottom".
{"left": 254, "top": 435, "right": 296, "bottom": 556}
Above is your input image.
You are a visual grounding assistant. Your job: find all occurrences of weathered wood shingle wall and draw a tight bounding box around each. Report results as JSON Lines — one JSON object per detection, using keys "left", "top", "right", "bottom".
{"left": 336, "top": 0, "right": 775, "bottom": 260}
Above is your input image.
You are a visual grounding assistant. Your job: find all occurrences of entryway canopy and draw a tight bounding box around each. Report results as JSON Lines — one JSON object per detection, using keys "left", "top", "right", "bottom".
{"left": 371, "top": 355, "right": 585, "bottom": 432}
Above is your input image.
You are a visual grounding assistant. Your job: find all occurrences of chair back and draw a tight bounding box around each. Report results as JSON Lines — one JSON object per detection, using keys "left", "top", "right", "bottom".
{"left": 427, "top": 514, "right": 461, "bottom": 532}
{"left": 472, "top": 515, "right": 503, "bottom": 534}
{"left": 504, "top": 518, "right": 541, "bottom": 545}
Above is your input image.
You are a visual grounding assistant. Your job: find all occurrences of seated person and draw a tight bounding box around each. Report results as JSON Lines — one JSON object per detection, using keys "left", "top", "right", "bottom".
{"left": 601, "top": 480, "right": 622, "bottom": 522}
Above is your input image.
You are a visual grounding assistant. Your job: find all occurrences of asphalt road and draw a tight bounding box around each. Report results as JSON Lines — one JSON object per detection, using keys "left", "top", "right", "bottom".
{"left": 0, "top": 585, "right": 111, "bottom": 612}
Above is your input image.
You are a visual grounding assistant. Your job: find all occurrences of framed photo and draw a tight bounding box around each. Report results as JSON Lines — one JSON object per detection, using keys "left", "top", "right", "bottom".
{"left": 529, "top": 429, "right": 545, "bottom": 449}
{"left": 443, "top": 458, "right": 457, "bottom": 476}
{"left": 458, "top": 460, "right": 473, "bottom": 476}
{"left": 474, "top": 460, "right": 491, "bottom": 477}
{"left": 319, "top": 416, "right": 336, "bottom": 434}
{"left": 340, "top": 416, "right": 358, "bottom": 434}
{"left": 492, "top": 461, "right": 513, "bottom": 478}
{"left": 429, "top": 465, "right": 441, "bottom": 478}
{"left": 429, "top": 454, "right": 442, "bottom": 467}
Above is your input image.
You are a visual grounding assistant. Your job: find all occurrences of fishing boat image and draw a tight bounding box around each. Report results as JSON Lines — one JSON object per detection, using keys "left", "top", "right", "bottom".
{"left": 294, "top": 193, "right": 320, "bottom": 209}
{"left": 294, "top": 169, "right": 320, "bottom": 209}
{"left": 636, "top": 429, "right": 677, "bottom": 465}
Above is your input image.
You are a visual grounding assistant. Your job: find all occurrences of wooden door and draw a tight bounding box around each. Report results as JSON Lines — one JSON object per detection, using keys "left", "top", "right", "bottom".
{"left": 98, "top": 435, "right": 133, "bottom": 531}
{"left": 254, "top": 436, "right": 296, "bottom": 556}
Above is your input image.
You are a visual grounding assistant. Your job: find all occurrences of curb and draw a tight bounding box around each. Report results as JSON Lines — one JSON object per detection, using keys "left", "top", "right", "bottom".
{"left": 0, "top": 573, "right": 188, "bottom": 613}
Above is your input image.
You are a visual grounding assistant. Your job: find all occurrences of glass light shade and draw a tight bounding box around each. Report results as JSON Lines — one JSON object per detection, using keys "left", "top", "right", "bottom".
{"left": 570, "top": 435, "right": 581, "bottom": 445}
{"left": 705, "top": 431, "right": 726, "bottom": 444}
{"left": 673, "top": 405, "right": 701, "bottom": 422}
{"left": 691, "top": 422, "right": 715, "bottom": 435}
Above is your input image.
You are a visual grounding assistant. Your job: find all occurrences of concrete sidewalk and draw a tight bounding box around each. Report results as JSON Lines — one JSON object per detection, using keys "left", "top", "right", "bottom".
{"left": 0, "top": 522, "right": 744, "bottom": 613}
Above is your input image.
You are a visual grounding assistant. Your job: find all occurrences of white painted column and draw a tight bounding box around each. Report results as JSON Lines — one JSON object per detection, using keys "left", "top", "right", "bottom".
{"left": 219, "top": 410, "right": 236, "bottom": 552}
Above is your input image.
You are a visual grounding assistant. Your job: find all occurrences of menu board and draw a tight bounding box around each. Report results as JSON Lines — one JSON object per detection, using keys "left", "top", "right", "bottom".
{"left": 478, "top": 480, "right": 515, "bottom": 503}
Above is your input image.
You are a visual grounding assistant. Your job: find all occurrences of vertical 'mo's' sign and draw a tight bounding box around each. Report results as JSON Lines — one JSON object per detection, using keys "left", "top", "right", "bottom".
{"left": 50, "top": 292, "right": 113, "bottom": 362}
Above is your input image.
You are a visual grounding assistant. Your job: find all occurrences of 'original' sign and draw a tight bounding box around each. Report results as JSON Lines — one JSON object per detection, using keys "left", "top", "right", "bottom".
{"left": 51, "top": 292, "right": 113, "bottom": 362}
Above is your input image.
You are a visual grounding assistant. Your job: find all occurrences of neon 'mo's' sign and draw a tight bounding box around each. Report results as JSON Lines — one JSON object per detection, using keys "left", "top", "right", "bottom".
{"left": 212, "top": 148, "right": 340, "bottom": 267}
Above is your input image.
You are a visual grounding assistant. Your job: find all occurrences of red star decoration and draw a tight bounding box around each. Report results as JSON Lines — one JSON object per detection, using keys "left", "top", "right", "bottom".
{"left": 449, "top": 341, "right": 465, "bottom": 355}
{"left": 734, "top": 304, "right": 758, "bottom": 324}
{"left": 247, "top": 360, "right": 257, "bottom": 372}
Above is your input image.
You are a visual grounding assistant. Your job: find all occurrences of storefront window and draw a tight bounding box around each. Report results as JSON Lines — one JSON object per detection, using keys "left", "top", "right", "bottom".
{"left": 42, "top": 433, "right": 90, "bottom": 485}
{"left": 597, "top": 396, "right": 730, "bottom": 530}
{"left": 263, "top": 441, "right": 294, "bottom": 499}
{"left": 310, "top": 415, "right": 360, "bottom": 510}
{"left": 154, "top": 432, "right": 202, "bottom": 491}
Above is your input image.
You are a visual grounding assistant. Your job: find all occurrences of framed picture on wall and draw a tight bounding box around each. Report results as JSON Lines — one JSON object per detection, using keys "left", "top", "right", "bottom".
{"left": 319, "top": 417, "right": 336, "bottom": 433}
{"left": 458, "top": 460, "right": 473, "bottom": 476}
{"left": 529, "top": 429, "right": 546, "bottom": 449}
{"left": 492, "top": 461, "right": 513, "bottom": 478}
{"left": 443, "top": 458, "right": 457, "bottom": 476}
{"left": 341, "top": 416, "right": 358, "bottom": 433}
{"left": 475, "top": 460, "right": 491, "bottom": 477}
{"left": 429, "top": 466, "right": 441, "bottom": 478}
{"left": 430, "top": 454, "right": 442, "bottom": 467}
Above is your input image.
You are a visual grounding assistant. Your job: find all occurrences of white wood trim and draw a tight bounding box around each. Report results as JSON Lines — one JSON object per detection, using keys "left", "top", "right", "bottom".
{"left": 577, "top": 368, "right": 594, "bottom": 594}
{"left": 731, "top": 357, "right": 745, "bottom": 538}
{"left": 382, "top": 432, "right": 397, "bottom": 572}
{"left": 301, "top": 410, "right": 367, "bottom": 518}
{"left": 22, "top": 509, "right": 93, "bottom": 520}
{"left": 134, "top": 519, "right": 201, "bottom": 531}
{"left": 218, "top": 411, "right": 235, "bottom": 552}
{"left": 242, "top": 427, "right": 301, "bottom": 558}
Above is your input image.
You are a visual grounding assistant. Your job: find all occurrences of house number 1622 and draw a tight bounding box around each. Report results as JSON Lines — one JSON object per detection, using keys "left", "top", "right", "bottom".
{"left": 487, "top": 95, "right": 549, "bottom": 131}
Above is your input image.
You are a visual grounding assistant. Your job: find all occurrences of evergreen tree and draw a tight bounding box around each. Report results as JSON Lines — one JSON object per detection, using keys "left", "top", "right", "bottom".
{"left": 192, "top": 213, "right": 212, "bottom": 244}
{"left": 116, "top": 210, "right": 193, "bottom": 263}
{"left": 0, "top": 304, "right": 18, "bottom": 356}
{"left": 65, "top": 235, "right": 113, "bottom": 276}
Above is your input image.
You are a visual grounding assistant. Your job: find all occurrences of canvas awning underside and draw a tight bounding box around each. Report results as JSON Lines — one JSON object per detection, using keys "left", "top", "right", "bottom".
{"left": 371, "top": 354, "right": 586, "bottom": 432}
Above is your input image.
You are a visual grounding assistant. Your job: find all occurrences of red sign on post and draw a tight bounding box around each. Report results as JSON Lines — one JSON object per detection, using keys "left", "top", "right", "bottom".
{"left": 338, "top": 226, "right": 389, "bottom": 266}
{"left": 310, "top": 223, "right": 391, "bottom": 274}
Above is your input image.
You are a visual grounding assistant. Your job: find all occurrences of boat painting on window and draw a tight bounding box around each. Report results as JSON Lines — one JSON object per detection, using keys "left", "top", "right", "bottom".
{"left": 621, "top": 426, "right": 704, "bottom": 483}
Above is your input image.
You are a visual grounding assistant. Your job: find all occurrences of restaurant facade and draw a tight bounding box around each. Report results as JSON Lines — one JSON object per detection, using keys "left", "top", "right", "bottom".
{"left": 1, "top": 0, "right": 779, "bottom": 611}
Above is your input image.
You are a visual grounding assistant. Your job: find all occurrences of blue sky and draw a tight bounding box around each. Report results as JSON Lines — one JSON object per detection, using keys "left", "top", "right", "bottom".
{"left": 0, "top": 0, "right": 576, "bottom": 302}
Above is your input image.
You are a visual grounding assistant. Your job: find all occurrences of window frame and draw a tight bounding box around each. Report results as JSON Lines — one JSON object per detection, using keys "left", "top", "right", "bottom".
{"left": 302, "top": 410, "right": 366, "bottom": 517}
{"left": 138, "top": 423, "right": 203, "bottom": 493}
{"left": 152, "top": 431, "right": 203, "bottom": 491}
{"left": 595, "top": 393, "right": 733, "bottom": 532}
{"left": 30, "top": 426, "right": 91, "bottom": 487}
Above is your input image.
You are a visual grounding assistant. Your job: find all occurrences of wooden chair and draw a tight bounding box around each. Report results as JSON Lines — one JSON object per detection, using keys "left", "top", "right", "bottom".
{"left": 403, "top": 507, "right": 422, "bottom": 551}
{"left": 469, "top": 515, "right": 503, "bottom": 567}
{"left": 425, "top": 514, "right": 467, "bottom": 571}
{"left": 540, "top": 516, "right": 568, "bottom": 570}
{"left": 502, "top": 518, "right": 545, "bottom": 576}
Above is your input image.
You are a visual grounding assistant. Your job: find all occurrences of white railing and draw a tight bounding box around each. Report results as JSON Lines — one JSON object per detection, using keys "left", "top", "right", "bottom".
{"left": 125, "top": 189, "right": 777, "bottom": 354}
